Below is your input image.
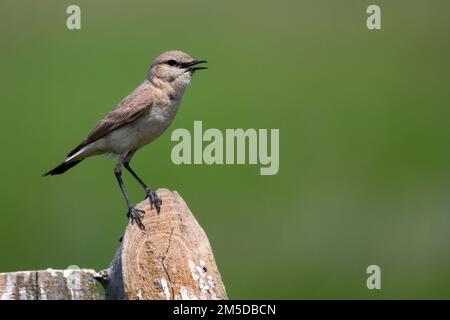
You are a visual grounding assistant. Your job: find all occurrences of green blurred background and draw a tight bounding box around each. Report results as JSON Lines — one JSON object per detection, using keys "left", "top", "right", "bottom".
{"left": 0, "top": 0, "right": 449, "bottom": 299}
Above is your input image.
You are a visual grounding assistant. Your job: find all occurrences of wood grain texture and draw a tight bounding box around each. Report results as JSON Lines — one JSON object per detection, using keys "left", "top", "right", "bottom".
{"left": 0, "top": 269, "right": 100, "bottom": 300}
{"left": 102, "top": 188, "right": 227, "bottom": 300}
{"left": 0, "top": 189, "right": 226, "bottom": 300}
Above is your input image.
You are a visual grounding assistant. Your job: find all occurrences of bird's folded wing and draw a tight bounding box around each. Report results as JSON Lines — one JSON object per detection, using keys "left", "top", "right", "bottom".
{"left": 67, "top": 100, "right": 153, "bottom": 157}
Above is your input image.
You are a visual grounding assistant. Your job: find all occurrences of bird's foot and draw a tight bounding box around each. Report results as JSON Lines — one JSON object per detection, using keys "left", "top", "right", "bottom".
{"left": 127, "top": 207, "right": 146, "bottom": 230}
{"left": 146, "top": 190, "right": 162, "bottom": 214}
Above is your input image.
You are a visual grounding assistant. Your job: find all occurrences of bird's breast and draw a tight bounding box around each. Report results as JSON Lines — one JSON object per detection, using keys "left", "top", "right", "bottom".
{"left": 109, "top": 100, "right": 181, "bottom": 153}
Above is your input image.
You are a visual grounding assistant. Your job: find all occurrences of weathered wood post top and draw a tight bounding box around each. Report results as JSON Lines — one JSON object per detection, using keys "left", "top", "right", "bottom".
{"left": 0, "top": 188, "right": 227, "bottom": 300}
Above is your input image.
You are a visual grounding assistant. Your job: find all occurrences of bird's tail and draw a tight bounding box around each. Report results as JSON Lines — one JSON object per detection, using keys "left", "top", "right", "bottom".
{"left": 43, "top": 159, "right": 84, "bottom": 176}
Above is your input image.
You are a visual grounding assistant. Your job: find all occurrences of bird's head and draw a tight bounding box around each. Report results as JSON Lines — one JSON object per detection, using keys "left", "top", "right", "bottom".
{"left": 148, "top": 50, "right": 207, "bottom": 91}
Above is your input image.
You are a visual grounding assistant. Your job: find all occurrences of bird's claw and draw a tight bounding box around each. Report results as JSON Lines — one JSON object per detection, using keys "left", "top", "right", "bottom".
{"left": 146, "top": 191, "right": 162, "bottom": 214}
{"left": 127, "top": 207, "right": 146, "bottom": 230}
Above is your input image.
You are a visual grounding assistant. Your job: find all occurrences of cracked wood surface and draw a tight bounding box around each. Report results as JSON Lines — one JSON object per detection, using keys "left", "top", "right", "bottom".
{"left": 0, "top": 189, "right": 227, "bottom": 300}
{"left": 101, "top": 188, "right": 227, "bottom": 300}
{"left": 0, "top": 269, "right": 100, "bottom": 300}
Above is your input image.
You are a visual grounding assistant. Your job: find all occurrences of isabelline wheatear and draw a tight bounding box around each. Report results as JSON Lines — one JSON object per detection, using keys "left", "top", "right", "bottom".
{"left": 44, "top": 50, "right": 207, "bottom": 229}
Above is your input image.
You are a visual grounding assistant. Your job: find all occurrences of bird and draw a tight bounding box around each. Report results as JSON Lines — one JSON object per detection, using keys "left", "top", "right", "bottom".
{"left": 44, "top": 50, "right": 207, "bottom": 229}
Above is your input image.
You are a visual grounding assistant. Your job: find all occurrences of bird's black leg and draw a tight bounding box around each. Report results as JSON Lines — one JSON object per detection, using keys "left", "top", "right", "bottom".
{"left": 114, "top": 163, "right": 145, "bottom": 229}
{"left": 124, "top": 162, "right": 162, "bottom": 213}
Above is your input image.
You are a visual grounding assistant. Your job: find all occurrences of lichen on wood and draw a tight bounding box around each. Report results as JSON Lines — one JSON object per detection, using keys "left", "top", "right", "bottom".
{"left": 0, "top": 269, "right": 100, "bottom": 300}
{"left": 0, "top": 188, "right": 227, "bottom": 300}
{"left": 101, "top": 188, "right": 227, "bottom": 300}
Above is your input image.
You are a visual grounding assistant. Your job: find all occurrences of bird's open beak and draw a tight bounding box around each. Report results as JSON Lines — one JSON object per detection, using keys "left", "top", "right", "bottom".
{"left": 183, "top": 60, "right": 208, "bottom": 72}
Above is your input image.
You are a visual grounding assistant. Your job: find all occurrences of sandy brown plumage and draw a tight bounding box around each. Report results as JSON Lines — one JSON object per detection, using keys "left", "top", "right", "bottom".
{"left": 44, "top": 50, "right": 207, "bottom": 228}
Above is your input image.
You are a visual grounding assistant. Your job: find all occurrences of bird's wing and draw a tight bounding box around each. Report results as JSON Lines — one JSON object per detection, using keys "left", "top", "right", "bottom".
{"left": 67, "top": 97, "right": 153, "bottom": 157}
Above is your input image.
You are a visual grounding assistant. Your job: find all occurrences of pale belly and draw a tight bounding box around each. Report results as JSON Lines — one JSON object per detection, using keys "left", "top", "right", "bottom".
{"left": 102, "top": 102, "right": 180, "bottom": 154}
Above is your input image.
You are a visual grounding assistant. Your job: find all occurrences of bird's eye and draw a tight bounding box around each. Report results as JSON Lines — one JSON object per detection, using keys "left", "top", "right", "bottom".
{"left": 166, "top": 60, "right": 177, "bottom": 66}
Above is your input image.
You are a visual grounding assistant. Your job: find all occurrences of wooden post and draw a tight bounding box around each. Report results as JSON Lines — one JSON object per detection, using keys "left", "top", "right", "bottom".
{"left": 0, "top": 188, "right": 227, "bottom": 300}
{"left": 98, "top": 188, "right": 227, "bottom": 300}
{"left": 0, "top": 269, "right": 100, "bottom": 300}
